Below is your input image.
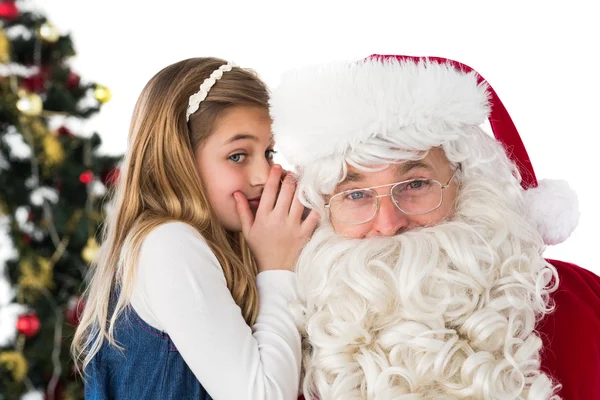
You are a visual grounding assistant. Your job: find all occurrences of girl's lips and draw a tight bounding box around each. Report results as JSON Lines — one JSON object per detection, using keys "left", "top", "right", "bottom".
{"left": 247, "top": 198, "right": 261, "bottom": 209}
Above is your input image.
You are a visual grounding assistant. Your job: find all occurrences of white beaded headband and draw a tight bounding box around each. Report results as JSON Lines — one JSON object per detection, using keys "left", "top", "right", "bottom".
{"left": 186, "top": 61, "right": 237, "bottom": 121}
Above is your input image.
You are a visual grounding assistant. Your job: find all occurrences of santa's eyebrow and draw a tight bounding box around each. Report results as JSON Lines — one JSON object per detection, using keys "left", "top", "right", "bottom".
{"left": 343, "top": 171, "right": 363, "bottom": 183}
{"left": 334, "top": 172, "right": 363, "bottom": 192}
{"left": 396, "top": 160, "right": 433, "bottom": 175}
{"left": 338, "top": 160, "right": 434, "bottom": 189}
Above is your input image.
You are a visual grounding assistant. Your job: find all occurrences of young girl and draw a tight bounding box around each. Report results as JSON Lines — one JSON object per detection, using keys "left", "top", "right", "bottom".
{"left": 72, "top": 57, "right": 319, "bottom": 399}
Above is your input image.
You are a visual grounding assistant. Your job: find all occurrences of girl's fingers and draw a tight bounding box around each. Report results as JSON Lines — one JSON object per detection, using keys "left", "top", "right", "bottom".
{"left": 233, "top": 192, "right": 254, "bottom": 236}
{"left": 289, "top": 187, "right": 306, "bottom": 221}
{"left": 274, "top": 174, "right": 296, "bottom": 215}
{"left": 300, "top": 209, "right": 320, "bottom": 236}
{"left": 257, "top": 165, "right": 283, "bottom": 215}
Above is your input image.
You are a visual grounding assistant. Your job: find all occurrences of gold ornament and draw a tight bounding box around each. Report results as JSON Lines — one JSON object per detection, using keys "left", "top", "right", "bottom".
{"left": 19, "top": 257, "right": 55, "bottom": 292}
{"left": 30, "top": 119, "right": 48, "bottom": 137}
{"left": 16, "top": 91, "right": 43, "bottom": 117}
{"left": 0, "top": 351, "right": 28, "bottom": 382}
{"left": 38, "top": 22, "right": 60, "bottom": 43}
{"left": 82, "top": 237, "right": 100, "bottom": 263}
{"left": 42, "top": 133, "right": 65, "bottom": 167}
{"left": 0, "top": 28, "right": 10, "bottom": 64}
{"left": 94, "top": 85, "right": 112, "bottom": 103}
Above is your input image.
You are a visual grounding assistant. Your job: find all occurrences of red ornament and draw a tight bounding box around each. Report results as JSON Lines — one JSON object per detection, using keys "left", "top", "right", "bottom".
{"left": 101, "top": 167, "right": 120, "bottom": 187}
{"left": 21, "top": 75, "right": 44, "bottom": 92}
{"left": 66, "top": 296, "right": 85, "bottom": 326}
{"left": 22, "top": 75, "right": 44, "bottom": 93}
{"left": 23, "top": 234, "right": 31, "bottom": 245}
{"left": 79, "top": 170, "right": 94, "bottom": 184}
{"left": 21, "top": 66, "right": 49, "bottom": 93}
{"left": 0, "top": 1, "right": 19, "bottom": 20}
{"left": 17, "top": 312, "right": 41, "bottom": 337}
{"left": 57, "top": 126, "right": 73, "bottom": 137}
{"left": 66, "top": 71, "right": 80, "bottom": 89}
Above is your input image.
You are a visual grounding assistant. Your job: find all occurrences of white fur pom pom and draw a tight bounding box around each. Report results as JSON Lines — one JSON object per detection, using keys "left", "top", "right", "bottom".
{"left": 524, "top": 179, "right": 579, "bottom": 245}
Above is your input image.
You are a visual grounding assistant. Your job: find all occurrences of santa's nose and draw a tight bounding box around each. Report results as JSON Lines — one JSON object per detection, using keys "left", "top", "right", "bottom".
{"left": 368, "top": 196, "right": 408, "bottom": 237}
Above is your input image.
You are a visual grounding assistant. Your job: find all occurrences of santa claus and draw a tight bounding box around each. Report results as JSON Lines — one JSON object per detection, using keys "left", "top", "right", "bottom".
{"left": 270, "top": 55, "right": 600, "bottom": 399}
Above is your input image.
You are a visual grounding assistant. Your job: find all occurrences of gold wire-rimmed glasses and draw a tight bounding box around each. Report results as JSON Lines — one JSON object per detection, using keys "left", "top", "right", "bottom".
{"left": 325, "top": 167, "right": 460, "bottom": 225}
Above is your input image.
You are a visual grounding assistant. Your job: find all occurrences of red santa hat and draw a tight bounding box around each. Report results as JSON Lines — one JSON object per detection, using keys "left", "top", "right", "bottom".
{"left": 270, "top": 54, "right": 579, "bottom": 245}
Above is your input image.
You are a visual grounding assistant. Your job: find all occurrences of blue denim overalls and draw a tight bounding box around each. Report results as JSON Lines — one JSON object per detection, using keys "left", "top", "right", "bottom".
{"left": 85, "top": 304, "right": 213, "bottom": 399}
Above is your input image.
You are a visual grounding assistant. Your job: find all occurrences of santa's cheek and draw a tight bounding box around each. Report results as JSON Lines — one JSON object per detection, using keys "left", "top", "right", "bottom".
{"left": 413, "top": 207, "right": 450, "bottom": 227}
{"left": 337, "top": 224, "right": 370, "bottom": 239}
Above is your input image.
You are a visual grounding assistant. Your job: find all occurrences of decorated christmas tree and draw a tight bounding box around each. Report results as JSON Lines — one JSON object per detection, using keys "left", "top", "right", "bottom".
{"left": 0, "top": 1, "right": 121, "bottom": 398}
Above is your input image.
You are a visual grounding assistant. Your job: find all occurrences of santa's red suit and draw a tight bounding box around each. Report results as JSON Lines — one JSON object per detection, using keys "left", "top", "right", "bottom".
{"left": 537, "top": 260, "right": 600, "bottom": 399}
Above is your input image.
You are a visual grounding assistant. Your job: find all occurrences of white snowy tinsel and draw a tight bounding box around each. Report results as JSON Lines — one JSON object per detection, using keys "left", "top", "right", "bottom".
{"left": 76, "top": 88, "right": 99, "bottom": 112}
{"left": 0, "top": 279, "right": 26, "bottom": 347}
{"left": 91, "top": 179, "right": 107, "bottom": 198}
{"left": 0, "top": 216, "right": 25, "bottom": 347}
{"left": 59, "top": 116, "right": 95, "bottom": 139}
{"left": 0, "top": 215, "right": 17, "bottom": 275}
{"left": 3, "top": 127, "right": 32, "bottom": 160}
{"left": 0, "top": 151, "right": 9, "bottom": 170}
{"left": 4, "top": 24, "right": 34, "bottom": 41}
{"left": 24, "top": 176, "right": 38, "bottom": 189}
{"left": 0, "top": 63, "right": 39, "bottom": 78}
{"left": 13, "top": 207, "right": 44, "bottom": 242}
{"left": 20, "top": 390, "right": 44, "bottom": 400}
{"left": 15, "top": 207, "right": 29, "bottom": 226}
{"left": 30, "top": 186, "right": 59, "bottom": 206}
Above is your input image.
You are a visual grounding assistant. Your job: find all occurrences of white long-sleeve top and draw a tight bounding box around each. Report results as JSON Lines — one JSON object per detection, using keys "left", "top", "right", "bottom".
{"left": 129, "top": 222, "right": 301, "bottom": 400}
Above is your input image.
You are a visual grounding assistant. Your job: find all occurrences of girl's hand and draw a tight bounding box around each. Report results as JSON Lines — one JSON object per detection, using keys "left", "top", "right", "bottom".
{"left": 234, "top": 165, "right": 319, "bottom": 272}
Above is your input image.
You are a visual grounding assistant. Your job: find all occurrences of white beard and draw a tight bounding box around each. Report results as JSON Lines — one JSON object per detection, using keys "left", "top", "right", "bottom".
{"left": 294, "top": 205, "right": 559, "bottom": 399}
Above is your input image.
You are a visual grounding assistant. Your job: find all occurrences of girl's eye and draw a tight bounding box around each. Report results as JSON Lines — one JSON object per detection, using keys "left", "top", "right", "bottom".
{"left": 265, "top": 149, "right": 277, "bottom": 160}
{"left": 228, "top": 153, "right": 246, "bottom": 163}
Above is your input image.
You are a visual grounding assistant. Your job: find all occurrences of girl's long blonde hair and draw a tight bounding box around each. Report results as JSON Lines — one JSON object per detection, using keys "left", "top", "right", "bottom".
{"left": 72, "top": 57, "right": 268, "bottom": 370}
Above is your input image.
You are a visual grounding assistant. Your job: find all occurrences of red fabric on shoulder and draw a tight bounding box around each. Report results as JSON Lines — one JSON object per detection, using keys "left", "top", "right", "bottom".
{"left": 538, "top": 259, "right": 600, "bottom": 399}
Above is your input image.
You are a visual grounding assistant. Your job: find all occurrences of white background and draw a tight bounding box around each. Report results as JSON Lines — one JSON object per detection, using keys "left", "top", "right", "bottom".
{"left": 42, "top": 0, "right": 598, "bottom": 274}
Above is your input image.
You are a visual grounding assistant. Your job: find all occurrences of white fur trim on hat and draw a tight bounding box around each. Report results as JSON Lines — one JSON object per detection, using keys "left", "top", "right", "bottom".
{"left": 270, "top": 57, "right": 490, "bottom": 167}
{"left": 524, "top": 179, "right": 580, "bottom": 245}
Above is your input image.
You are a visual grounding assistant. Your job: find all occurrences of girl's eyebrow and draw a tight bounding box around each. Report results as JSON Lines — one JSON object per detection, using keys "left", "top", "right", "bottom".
{"left": 225, "top": 133, "right": 258, "bottom": 144}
